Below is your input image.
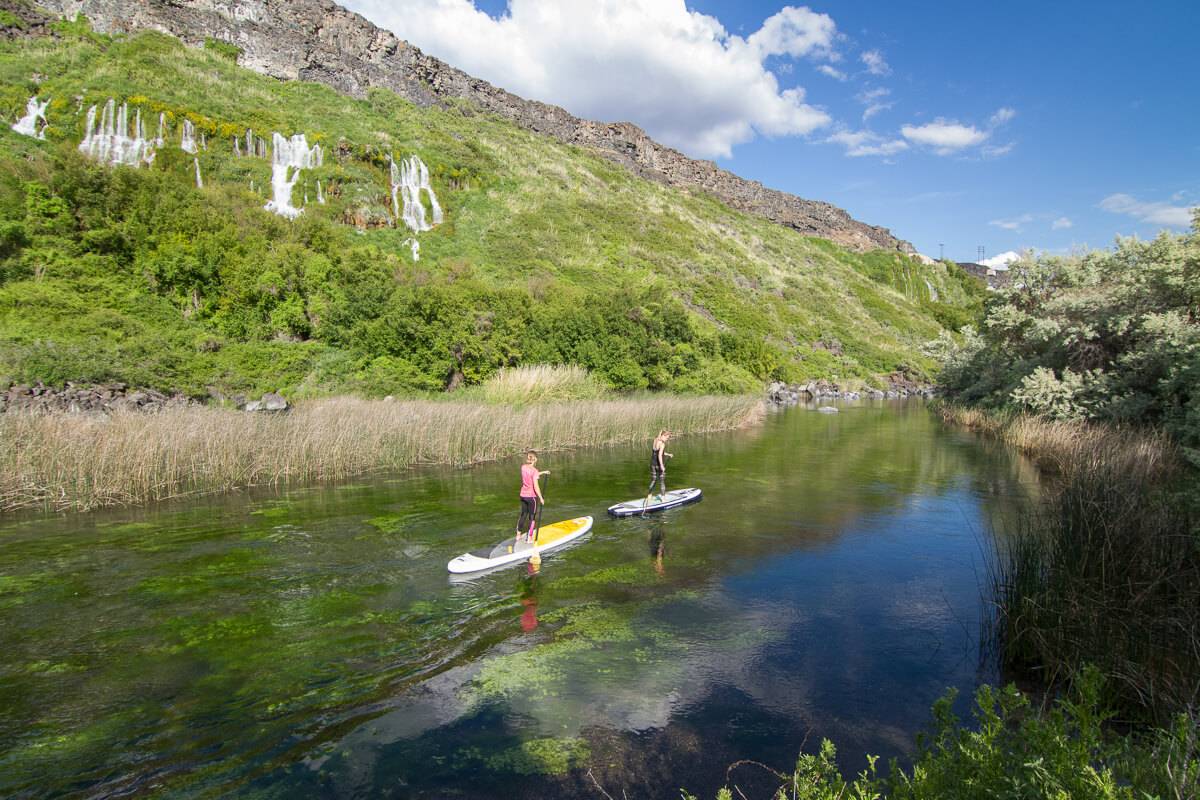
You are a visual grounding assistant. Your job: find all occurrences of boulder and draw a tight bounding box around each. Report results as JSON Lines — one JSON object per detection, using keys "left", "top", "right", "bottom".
{"left": 261, "top": 392, "right": 289, "bottom": 411}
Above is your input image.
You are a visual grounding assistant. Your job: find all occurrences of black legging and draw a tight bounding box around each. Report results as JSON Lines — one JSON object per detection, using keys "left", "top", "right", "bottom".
{"left": 517, "top": 496, "right": 540, "bottom": 535}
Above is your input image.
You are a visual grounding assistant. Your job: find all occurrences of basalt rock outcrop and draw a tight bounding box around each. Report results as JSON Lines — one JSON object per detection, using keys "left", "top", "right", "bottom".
{"left": 33, "top": 0, "right": 914, "bottom": 254}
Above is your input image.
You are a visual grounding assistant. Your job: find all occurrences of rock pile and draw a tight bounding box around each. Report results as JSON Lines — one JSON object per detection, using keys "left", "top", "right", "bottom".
{"left": 0, "top": 381, "right": 192, "bottom": 413}
{"left": 767, "top": 379, "right": 936, "bottom": 407}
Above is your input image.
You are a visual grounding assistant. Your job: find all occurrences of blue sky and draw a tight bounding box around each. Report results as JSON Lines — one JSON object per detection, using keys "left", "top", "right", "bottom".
{"left": 344, "top": 0, "right": 1198, "bottom": 262}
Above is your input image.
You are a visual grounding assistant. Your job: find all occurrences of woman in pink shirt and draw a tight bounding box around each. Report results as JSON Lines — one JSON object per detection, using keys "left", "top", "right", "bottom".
{"left": 517, "top": 450, "right": 550, "bottom": 543}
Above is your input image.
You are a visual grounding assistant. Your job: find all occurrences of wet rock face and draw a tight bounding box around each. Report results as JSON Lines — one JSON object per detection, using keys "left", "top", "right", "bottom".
{"left": 37, "top": 0, "right": 914, "bottom": 254}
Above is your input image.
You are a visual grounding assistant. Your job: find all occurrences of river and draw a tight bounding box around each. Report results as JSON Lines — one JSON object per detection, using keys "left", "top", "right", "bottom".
{"left": 0, "top": 401, "right": 1037, "bottom": 799}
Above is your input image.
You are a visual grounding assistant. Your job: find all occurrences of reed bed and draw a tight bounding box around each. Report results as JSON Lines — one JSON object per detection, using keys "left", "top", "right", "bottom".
{"left": 470, "top": 364, "right": 607, "bottom": 405}
{"left": 940, "top": 404, "right": 1198, "bottom": 721}
{"left": 0, "top": 394, "right": 763, "bottom": 513}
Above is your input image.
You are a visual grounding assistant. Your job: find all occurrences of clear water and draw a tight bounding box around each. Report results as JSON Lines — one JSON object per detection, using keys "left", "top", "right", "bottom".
{"left": 0, "top": 402, "right": 1037, "bottom": 798}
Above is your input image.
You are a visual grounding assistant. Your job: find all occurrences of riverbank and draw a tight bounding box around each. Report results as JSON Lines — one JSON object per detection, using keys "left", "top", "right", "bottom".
{"left": 0, "top": 393, "right": 762, "bottom": 513}
{"left": 940, "top": 403, "right": 1197, "bottom": 721}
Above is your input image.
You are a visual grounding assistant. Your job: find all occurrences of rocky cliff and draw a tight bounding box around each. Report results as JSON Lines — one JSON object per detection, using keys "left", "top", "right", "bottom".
{"left": 32, "top": 0, "right": 913, "bottom": 253}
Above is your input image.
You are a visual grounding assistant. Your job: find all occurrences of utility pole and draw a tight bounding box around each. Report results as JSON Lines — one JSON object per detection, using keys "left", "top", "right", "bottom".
{"left": 939, "top": 243, "right": 945, "bottom": 261}
{"left": 977, "top": 245, "right": 986, "bottom": 263}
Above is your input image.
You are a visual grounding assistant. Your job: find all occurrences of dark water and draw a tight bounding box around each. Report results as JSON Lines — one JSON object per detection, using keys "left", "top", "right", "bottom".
{"left": 0, "top": 402, "right": 1037, "bottom": 799}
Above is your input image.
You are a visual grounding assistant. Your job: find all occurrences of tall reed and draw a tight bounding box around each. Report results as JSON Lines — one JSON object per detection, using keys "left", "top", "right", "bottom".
{"left": 940, "top": 404, "right": 1199, "bottom": 720}
{"left": 0, "top": 394, "right": 763, "bottom": 513}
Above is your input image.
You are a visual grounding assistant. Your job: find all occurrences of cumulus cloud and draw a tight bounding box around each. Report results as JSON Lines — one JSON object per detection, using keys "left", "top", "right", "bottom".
{"left": 747, "top": 5, "right": 837, "bottom": 59}
{"left": 860, "top": 49, "right": 890, "bottom": 76}
{"left": 1052, "top": 216, "right": 1073, "bottom": 230}
{"left": 1099, "top": 194, "right": 1197, "bottom": 227}
{"left": 817, "top": 64, "right": 848, "bottom": 81}
{"left": 342, "top": 0, "right": 837, "bottom": 158}
{"left": 988, "top": 213, "right": 1033, "bottom": 231}
{"left": 901, "top": 119, "right": 990, "bottom": 154}
{"left": 826, "top": 129, "right": 908, "bottom": 157}
{"left": 980, "top": 251, "right": 1020, "bottom": 270}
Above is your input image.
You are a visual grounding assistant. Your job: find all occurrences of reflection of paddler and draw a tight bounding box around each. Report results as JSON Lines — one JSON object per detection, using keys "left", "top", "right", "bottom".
{"left": 649, "top": 523, "right": 666, "bottom": 576}
{"left": 519, "top": 569, "right": 539, "bottom": 631}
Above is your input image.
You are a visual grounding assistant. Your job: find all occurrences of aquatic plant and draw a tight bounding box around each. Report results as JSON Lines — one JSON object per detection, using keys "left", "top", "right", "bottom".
{"left": 0, "top": 393, "right": 762, "bottom": 511}
{"left": 940, "top": 404, "right": 1199, "bottom": 722}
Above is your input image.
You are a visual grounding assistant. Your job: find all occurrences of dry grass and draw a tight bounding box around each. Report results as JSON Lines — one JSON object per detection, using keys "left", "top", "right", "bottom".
{"left": 471, "top": 364, "right": 606, "bottom": 405}
{"left": 940, "top": 404, "right": 1198, "bottom": 720}
{"left": 0, "top": 394, "right": 763, "bottom": 513}
{"left": 937, "top": 403, "right": 1179, "bottom": 484}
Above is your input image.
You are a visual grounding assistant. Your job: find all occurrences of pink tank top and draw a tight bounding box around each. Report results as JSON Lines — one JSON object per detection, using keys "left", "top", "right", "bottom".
{"left": 520, "top": 464, "right": 538, "bottom": 497}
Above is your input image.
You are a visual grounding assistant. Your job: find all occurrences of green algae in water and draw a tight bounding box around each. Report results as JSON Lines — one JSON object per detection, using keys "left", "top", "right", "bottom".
{"left": 484, "top": 737, "right": 591, "bottom": 775}
{"left": 366, "top": 514, "right": 406, "bottom": 533}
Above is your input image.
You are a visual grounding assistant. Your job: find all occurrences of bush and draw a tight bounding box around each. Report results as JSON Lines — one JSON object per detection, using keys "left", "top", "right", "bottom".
{"left": 936, "top": 222, "right": 1200, "bottom": 458}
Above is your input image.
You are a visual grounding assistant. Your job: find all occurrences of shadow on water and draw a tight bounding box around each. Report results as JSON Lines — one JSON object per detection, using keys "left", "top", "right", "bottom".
{"left": 0, "top": 401, "right": 1039, "bottom": 798}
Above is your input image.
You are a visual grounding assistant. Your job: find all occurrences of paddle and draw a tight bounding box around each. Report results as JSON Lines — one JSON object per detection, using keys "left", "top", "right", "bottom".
{"left": 533, "top": 473, "right": 548, "bottom": 542}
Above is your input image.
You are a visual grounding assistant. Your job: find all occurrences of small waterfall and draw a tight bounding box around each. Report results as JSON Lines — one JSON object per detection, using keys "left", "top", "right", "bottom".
{"left": 233, "top": 136, "right": 241, "bottom": 156}
{"left": 200, "top": 131, "right": 207, "bottom": 150}
{"left": 11, "top": 95, "right": 50, "bottom": 139}
{"left": 316, "top": 180, "right": 325, "bottom": 204}
{"left": 155, "top": 112, "right": 165, "bottom": 146}
{"left": 264, "top": 132, "right": 323, "bottom": 219}
{"left": 402, "top": 237, "right": 420, "bottom": 262}
{"left": 194, "top": 158, "right": 203, "bottom": 188}
{"left": 180, "top": 118, "right": 198, "bottom": 153}
{"left": 390, "top": 155, "right": 443, "bottom": 233}
{"left": 924, "top": 279, "right": 939, "bottom": 303}
{"left": 78, "top": 98, "right": 157, "bottom": 167}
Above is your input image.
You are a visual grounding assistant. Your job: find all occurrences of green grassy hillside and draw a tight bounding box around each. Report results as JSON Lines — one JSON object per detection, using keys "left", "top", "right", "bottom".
{"left": 0, "top": 22, "right": 983, "bottom": 397}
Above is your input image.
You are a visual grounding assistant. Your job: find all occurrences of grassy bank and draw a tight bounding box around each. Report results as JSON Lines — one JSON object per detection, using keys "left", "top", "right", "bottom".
{"left": 940, "top": 404, "right": 1199, "bottom": 721}
{"left": 0, "top": 392, "right": 761, "bottom": 513}
{"left": 682, "top": 668, "right": 1197, "bottom": 799}
{"left": 0, "top": 26, "right": 978, "bottom": 399}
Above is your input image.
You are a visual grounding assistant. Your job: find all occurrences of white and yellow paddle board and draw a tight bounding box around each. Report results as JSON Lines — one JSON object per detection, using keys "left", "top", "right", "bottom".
{"left": 447, "top": 516, "right": 594, "bottom": 574}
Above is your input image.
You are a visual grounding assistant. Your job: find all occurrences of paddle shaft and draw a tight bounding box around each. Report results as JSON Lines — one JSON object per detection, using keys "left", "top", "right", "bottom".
{"left": 533, "top": 474, "right": 548, "bottom": 542}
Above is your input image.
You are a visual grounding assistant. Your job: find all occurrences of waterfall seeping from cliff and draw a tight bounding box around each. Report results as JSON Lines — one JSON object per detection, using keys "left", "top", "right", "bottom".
{"left": 194, "top": 158, "right": 203, "bottom": 188}
{"left": 78, "top": 99, "right": 157, "bottom": 167}
{"left": 924, "top": 279, "right": 938, "bottom": 303}
{"left": 181, "top": 119, "right": 198, "bottom": 153}
{"left": 11, "top": 96, "right": 50, "bottom": 139}
{"left": 390, "top": 155, "right": 443, "bottom": 233}
{"left": 402, "top": 237, "right": 420, "bottom": 261}
{"left": 264, "top": 132, "right": 322, "bottom": 219}
{"left": 155, "top": 112, "right": 165, "bottom": 146}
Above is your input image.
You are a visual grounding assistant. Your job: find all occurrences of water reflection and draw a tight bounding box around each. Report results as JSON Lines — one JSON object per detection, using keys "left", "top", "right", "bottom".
{"left": 0, "top": 402, "right": 1038, "bottom": 799}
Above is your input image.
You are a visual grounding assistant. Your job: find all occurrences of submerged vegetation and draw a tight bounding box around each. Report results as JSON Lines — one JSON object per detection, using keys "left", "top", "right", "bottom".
{"left": 0, "top": 390, "right": 762, "bottom": 511}
{"left": 0, "top": 25, "right": 977, "bottom": 399}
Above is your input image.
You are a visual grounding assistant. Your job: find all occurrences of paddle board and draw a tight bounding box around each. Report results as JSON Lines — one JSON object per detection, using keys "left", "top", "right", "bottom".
{"left": 447, "top": 515, "right": 594, "bottom": 574}
{"left": 607, "top": 487, "right": 702, "bottom": 517}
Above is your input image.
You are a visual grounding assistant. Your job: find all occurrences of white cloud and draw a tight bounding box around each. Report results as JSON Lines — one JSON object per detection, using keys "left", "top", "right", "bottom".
{"left": 982, "top": 142, "right": 1015, "bottom": 158}
{"left": 342, "top": 0, "right": 836, "bottom": 158}
{"left": 989, "top": 107, "right": 1016, "bottom": 127}
{"left": 826, "top": 129, "right": 908, "bottom": 157}
{"left": 1052, "top": 216, "right": 1073, "bottom": 230}
{"left": 1099, "top": 193, "right": 1197, "bottom": 227}
{"left": 901, "top": 119, "right": 989, "bottom": 154}
{"left": 747, "top": 5, "right": 837, "bottom": 60}
{"left": 817, "top": 64, "right": 847, "bottom": 80}
{"left": 988, "top": 213, "right": 1033, "bottom": 231}
{"left": 860, "top": 49, "right": 890, "bottom": 76}
{"left": 980, "top": 251, "right": 1020, "bottom": 270}
{"left": 855, "top": 87, "right": 892, "bottom": 121}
